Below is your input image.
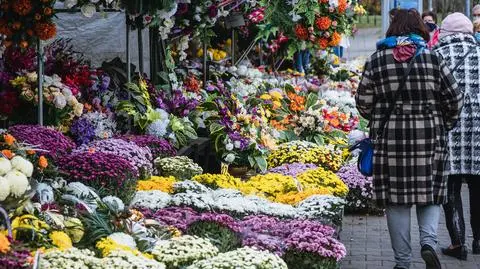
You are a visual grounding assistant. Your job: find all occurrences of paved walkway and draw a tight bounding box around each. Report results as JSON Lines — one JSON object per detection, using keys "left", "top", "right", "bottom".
{"left": 341, "top": 186, "right": 479, "bottom": 269}
{"left": 345, "top": 28, "right": 382, "bottom": 60}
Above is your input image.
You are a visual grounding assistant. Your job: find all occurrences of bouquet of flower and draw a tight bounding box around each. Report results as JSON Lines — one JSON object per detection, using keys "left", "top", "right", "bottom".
{"left": 188, "top": 247, "right": 288, "bottom": 269}
{"left": 0, "top": 155, "right": 34, "bottom": 209}
{"left": 152, "top": 235, "right": 219, "bottom": 268}
{"left": 58, "top": 151, "right": 139, "bottom": 202}
{"left": 147, "top": 109, "right": 198, "bottom": 149}
{"left": 9, "top": 73, "right": 84, "bottom": 127}
{"left": 154, "top": 156, "right": 203, "bottom": 181}
{"left": 75, "top": 138, "right": 153, "bottom": 179}
{"left": 0, "top": 0, "right": 56, "bottom": 48}
{"left": 0, "top": 233, "right": 32, "bottom": 269}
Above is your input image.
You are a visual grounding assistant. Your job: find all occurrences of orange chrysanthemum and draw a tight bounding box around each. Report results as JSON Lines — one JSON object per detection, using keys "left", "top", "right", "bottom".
{"left": 295, "top": 24, "right": 309, "bottom": 41}
{"left": 12, "top": 0, "right": 32, "bottom": 16}
{"left": 1, "top": 149, "right": 13, "bottom": 159}
{"left": 317, "top": 37, "right": 329, "bottom": 49}
{"left": 43, "top": 7, "right": 53, "bottom": 16}
{"left": 34, "top": 22, "right": 56, "bottom": 40}
{"left": 338, "top": 0, "right": 347, "bottom": 13}
{"left": 315, "top": 16, "right": 332, "bottom": 31}
{"left": 26, "top": 150, "right": 36, "bottom": 155}
{"left": 0, "top": 233, "right": 10, "bottom": 254}
{"left": 38, "top": 156, "right": 48, "bottom": 169}
{"left": 0, "top": 19, "right": 12, "bottom": 36}
{"left": 329, "top": 31, "right": 342, "bottom": 46}
{"left": 3, "top": 134, "right": 16, "bottom": 146}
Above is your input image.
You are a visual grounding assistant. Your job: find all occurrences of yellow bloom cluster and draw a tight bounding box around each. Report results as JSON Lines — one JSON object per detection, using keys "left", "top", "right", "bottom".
{"left": 49, "top": 231, "right": 73, "bottom": 250}
{"left": 11, "top": 214, "right": 50, "bottom": 240}
{"left": 297, "top": 167, "right": 349, "bottom": 197}
{"left": 240, "top": 173, "right": 298, "bottom": 198}
{"left": 192, "top": 174, "right": 243, "bottom": 189}
{"left": 267, "top": 143, "right": 344, "bottom": 171}
{"left": 137, "top": 176, "right": 177, "bottom": 193}
{"left": 96, "top": 237, "right": 153, "bottom": 259}
{"left": 274, "top": 188, "right": 332, "bottom": 205}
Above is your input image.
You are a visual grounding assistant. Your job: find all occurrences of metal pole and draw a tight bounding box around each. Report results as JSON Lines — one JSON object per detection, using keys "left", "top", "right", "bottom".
{"left": 126, "top": 16, "right": 131, "bottom": 83}
{"left": 203, "top": 39, "right": 207, "bottom": 88}
{"left": 37, "top": 40, "right": 44, "bottom": 126}
{"left": 381, "top": 0, "right": 390, "bottom": 37}
{"left": 428, "top": 0, "right": 433, "bottom": 11}
{"left": 231, "top": 29, "right": 235, "bottom": 64}
{"left": 466, "top": 0, "right": 471, "bottom": 18}
{"left": 138, "top": 28, "right": 144, "bottom": 74}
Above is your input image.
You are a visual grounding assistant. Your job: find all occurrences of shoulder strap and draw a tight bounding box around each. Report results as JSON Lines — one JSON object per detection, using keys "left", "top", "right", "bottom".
{"left": 451, "top": 45, "right": 477, "bottom": 72}
{"left": 374, "top": 54, "right": 417, "bottom": 139}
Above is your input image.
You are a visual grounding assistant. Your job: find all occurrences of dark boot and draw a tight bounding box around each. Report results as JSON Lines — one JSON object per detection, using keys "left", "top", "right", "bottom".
{"left": 473, "top": 240, "right": 480, "bottom": 255}
{"left": 441, "top": 245, "right": 467, "bottom": 260}
{"left": 421, "top": 245, "right": 442, "bottom": 269}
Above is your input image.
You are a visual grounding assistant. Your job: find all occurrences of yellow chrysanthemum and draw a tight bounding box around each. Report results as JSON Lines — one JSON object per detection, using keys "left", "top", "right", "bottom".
{"left": 242, "top": 173, "right": 298, "bottom": 199}
{"left": 49, "top": 231, "right": 73, "bottom": 250}
{"left": 274, "top": 188, "right": 332, "bottom": 205}
{"left": 192, "top": 174, "right": 243, "bottom": 189}
{"left": 137, "top": 176, "right": 177, "bottom": 193}
{"left": 96, "top": 237, "right": 152, "bottom": 259}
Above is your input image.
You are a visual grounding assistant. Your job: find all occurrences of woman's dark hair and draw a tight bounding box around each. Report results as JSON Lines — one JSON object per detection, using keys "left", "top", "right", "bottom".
{"left": 386, "top": 9, "right": 430, "bottom": 41}
{"left": 422, "top": 11, "right": 437, "bottom": 23}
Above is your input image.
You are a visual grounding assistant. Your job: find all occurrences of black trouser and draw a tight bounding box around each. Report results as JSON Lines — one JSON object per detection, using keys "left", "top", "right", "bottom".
{"left": 443, "top": 175, "right": 480, "bottom": 246}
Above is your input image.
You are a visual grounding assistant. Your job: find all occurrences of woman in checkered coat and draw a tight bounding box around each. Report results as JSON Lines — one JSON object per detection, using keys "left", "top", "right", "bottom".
{"left": 433, "top": 13, "right": 480, "bottom": 260}
{"left": 355, "top": 9, "right": 463, "bottom": 269}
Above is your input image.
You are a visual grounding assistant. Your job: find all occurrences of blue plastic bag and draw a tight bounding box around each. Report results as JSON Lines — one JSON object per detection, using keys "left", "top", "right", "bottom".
{"left": 349, "top": 138, "right": 374, "bottom": 177}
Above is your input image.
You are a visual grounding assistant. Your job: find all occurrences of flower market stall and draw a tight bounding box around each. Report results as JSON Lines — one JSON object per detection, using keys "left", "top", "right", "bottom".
{"left": 0, "top": 0, "right": 377, "bottom": 269}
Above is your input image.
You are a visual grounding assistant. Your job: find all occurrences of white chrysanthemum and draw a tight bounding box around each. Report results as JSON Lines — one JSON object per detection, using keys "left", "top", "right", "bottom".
{"left": 5, "top": 170, "right": 29, "bottom": 197}
{"left": 10, "top": 156, "right": 33, "bottom": 177}
{"left": 107, "top": 233, "right": 137, "bottom": 249}
{"left": 0, "top": 157, "right": 12, "bottom": 176}
{"left": 102, "top": 196, "right": 125, "bottom": 213}
{"left": 0, "top": 176, "right": 10, "bottom": 201}
{"left": 80, "top": 3, "right": 96, "bottom": 17}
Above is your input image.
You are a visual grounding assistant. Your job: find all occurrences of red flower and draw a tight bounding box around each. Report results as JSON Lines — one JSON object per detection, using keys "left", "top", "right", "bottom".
{"left": 0, "top": 90, "right": 20, "bottom": 116}
{"left": 315, "top": 16, "right": 332, "bottom": 31}
{"left": 338, "top": 0, "right": 348, "bottom": 13}
{"left": 34, "top": 21, "right": 56, "bottom": 40}
{"left": 317, "top": 37, "right": 329, "bottom": 49}
{"left": 12, "top": 0, "right": 32, "bottom": 16}
{"left": 295, "top": 24, "right": 309, "bottom": 41}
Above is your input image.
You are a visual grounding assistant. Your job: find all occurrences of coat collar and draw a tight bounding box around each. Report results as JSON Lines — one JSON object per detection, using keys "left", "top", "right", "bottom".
{"left": 435, "top": 33, "right": 478, "bottom": 49}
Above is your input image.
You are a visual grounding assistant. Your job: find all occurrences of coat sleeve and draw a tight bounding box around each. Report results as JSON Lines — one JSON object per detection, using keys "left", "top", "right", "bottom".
{"left": 438, "top": 59, "right": 464, "bottom": 131}
{"left": 355, "top": 59, "right": 375, "bottom": 120}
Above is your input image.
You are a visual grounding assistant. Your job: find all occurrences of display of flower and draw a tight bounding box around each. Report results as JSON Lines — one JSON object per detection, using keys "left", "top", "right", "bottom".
{"left": 267, "top": 162, "right": 318, "bottom": 178}
{"left": 152, "top": 235, "right": 219, "bottom": 268}
{"left": 8, "top": 125, "right": 76, "bottom": 160}
{"left": 137, "top": 176, "right": 177, "bottom": 193}
{"left": 58, "top": 151, "right": 139, "bottom": 202}
{"left": 192, "top": 173, "right": 243, "bottom": 190}
{"left": 96, "top": 236, "right": 145, "bottom": 258}
{"left": 0, "top": 235, "right": 32, "bottom": 269}
{"left": 274, "top": 188, "right": 332, "bottom": 205}
{"left": 0, "top": 0, "right": 56, "bottom": 49}
{"left": 241, "top": 173, "right": 298, "bottom": 200}
{"left": 187, "top": 213, "right": 241, "bottom": 252}
{"left": 75, "top": 138, "right": 153, "bottom": 179}
{"left": 267, "top": 141, "right": 343, "bottom": 171}
{"left": 147, "top": 108, "right": 198, "bottom": 149}
{"left": 336, "top": 163, "right": 382, "bottom": 214}
{"left": 296, "top": 195, "right": 346, "bottom": 226}
{"left": 255, "top": 0, "right": 364, "bottom": 55}
{"left": 117, "top": 135, "right": 176, "bottom": 159}
{"left": 155, "top": 88, "right": 200, "bottom": 118}
{"left": 70, "top": 111, "right": 117, "bottom": 145}
{"left": 154, "top": 156, "right": 203, "bottom": 181}
{"left": 9, "top": 73, "right": 84, "bottom": 127}
{"left": 296, "top": 167, "right": 348, "bottom": 197}
{"left": 10, "top": 214, "right": 51, "bottom": 247}
{"left": 188, "top": 247, "right": 288, "bottom": 269}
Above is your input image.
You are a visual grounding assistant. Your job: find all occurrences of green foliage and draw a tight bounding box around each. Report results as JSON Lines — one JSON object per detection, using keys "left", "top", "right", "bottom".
{"left": 187, "top": 221, "right": 241, "bottom": 253}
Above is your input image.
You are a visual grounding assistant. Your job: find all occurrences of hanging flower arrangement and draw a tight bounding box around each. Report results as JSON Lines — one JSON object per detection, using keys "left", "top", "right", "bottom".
{"left": 255, "top": 0, "right": 365, "bottom": 56}
{"left": 0, "top": 0, "right": 56, "bottom": 49}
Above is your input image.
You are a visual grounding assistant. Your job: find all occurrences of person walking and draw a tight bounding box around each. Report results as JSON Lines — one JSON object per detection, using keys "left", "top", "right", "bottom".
{"left": 356, "top": 9, "right": 464, "bottom": 269}
{"left": 433, "top": 12, "right": 480, "bottom": 261}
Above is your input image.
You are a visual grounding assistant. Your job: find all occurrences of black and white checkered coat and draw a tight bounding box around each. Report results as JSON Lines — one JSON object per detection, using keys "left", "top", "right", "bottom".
{"left": 434, "top": 34, "right": 480, "bottom": 176}
{"left": 356, "top": 48, "right": 463, "bottom": 206}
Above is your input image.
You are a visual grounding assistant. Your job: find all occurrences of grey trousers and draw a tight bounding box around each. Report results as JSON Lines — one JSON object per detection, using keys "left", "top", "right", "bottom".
{"left": 386, "top": 204, "right": 441, "bottom": 269}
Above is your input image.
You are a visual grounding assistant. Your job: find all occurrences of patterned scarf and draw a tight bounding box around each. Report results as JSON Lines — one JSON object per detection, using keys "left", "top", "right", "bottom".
{"left": 376, "top": 34, "right": 427, "bottom": 62}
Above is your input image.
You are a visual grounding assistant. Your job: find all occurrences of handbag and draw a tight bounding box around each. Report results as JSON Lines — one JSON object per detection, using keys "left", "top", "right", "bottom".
{"left": 350, "top": 54, "right": 417, "bottom": 177}
{"left": 350, "top": 44, "right": 477, "bottom": 177}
